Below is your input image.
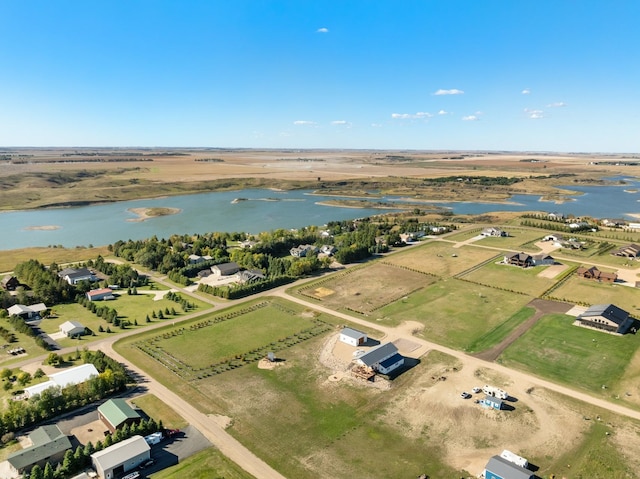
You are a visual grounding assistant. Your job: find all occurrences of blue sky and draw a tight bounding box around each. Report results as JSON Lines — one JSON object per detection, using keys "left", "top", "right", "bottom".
{"left": 1, "top": 1, "right": 639, "bottom": 152}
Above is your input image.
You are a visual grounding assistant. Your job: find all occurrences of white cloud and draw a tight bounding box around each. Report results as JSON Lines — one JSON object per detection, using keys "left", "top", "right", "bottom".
{"left": 524, "top": 108, "right": 544, "bottom": 119}
{"left": 434, "top": 88, "right": 464, "bottom": 95}
{"left": 391, "top": 111, "right": 432, "bottom": 120}
{"left": 521, "top": 88, "right": 531, "bottom": 95}
{"left": 547, "top": 101, "right": 567, "bottom": 108}
{"left": 462, "top": 115, "right": 479, "bottom": 121}
{"left": 438, "top": 110, "right": 449, "bottom": 115}
{"left": 331, "top": 120, "right": 348, "bottom": 125}
{"left": 317, "top": 27, "right": 329, "bottom": 33}
{"left": 371, "top": 123, "right": 382, "bottom": 128}
{"left": 293, "top": 120, "right": 316, "bottom": 125}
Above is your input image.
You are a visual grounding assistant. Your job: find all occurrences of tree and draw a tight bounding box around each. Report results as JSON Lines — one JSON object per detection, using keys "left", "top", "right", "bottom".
{"left": 44, "top": 353, "right": 61, "bottom": 367}
{"left": 158, "top": 310, "right": 164, "bottom": 319}
{"left": 33, "top": 368, "right": 45, "bottom": 379}
{"left": 43, "top": 462, "right": 54, "bottom": 479}
{"left": 0, "top": 368, "right": 12, "bottom": 381}
{"left": 29, "top": 464, "right": 43, "bottom": 479}
{"left": 17, "top": 371, "right": 31, "bottom": 386}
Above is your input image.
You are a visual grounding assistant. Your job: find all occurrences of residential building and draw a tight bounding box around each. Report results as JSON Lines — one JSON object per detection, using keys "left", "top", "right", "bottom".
{"left": 211, "top": 262, "right": 240, "bottom": 276}
{"left": 1, "top": 275, "right": 19, "bottom": 291}
{"left": 531, "top": 254, "right": 555, "bottom": 266}
{"left": 504, "top": 252, "right": 533, "bottom": 268}
{"left": 355, "top": 342, "right": 404, "bottom": 375}
{"left": 611, "top": 243, "right": 640, "bottom": 258}
{"left": 482, "top": 227, "right": 507, "bottom": 237}
{"left": 576, "top": 266, "right": 617, "bottom": 283}
{"left": 7, "top": 425, "right": 72, "bottom": 475}
{"left": 290, "top": 244, "right": 319, "bottom": 257}
{"left": 577, "top": 304, "right": 634, "bottom": 334}
{"left": 236, "top": 269, "right": 266, "bottom": 284}
{"left": 7, "top": 303, "right": 47, "bottom": 320}
{"left": 58, "top": 268, "right": 96, "bottom": 285}
{"left": 484, "top": 455, "right": 534, "bottom": 479}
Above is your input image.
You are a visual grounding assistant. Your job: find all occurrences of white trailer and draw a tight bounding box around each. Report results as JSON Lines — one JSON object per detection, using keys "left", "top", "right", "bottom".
{"left": 483, "top": 384, "right": 508, "bottom": 399}
{"left": 144, "top": 432, "right": 163, "bottom": 446}
{"left": 500, "top": 449, "right": 529, "bottom": 468}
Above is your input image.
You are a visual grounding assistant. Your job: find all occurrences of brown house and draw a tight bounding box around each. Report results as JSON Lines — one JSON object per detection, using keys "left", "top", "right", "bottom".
{"left": 505, "top": 252, "right": 533, "bottom": 268}
{"left": 611, "top": 243, "right": 640, "bottom": 258}
{"left": 1, "top": 276, "right": 19, "bottom": 291}
{"left": 576, "top": 266, "right": 617, "bottom": 283}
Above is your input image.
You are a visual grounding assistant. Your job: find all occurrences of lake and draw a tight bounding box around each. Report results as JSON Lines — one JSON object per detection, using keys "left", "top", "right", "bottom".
{"left": 1, "top": 178, "right": 639, "bottom": 250}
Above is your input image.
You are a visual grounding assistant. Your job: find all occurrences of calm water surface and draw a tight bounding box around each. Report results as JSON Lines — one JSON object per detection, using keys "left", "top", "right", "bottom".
{"left": 1, "top": 178, "right": 639, "bottom": 250}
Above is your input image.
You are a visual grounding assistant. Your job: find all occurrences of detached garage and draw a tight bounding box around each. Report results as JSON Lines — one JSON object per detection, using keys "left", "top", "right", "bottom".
{"left": 339, "top": 328, "right": 367, "bottom": 347}
{"left": 91, "top": 435, "right": 150, "bottom": 479}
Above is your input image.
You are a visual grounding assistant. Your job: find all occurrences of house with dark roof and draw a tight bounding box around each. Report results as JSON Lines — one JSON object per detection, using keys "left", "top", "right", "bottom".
{"left": 484, "top": 455, "right": 534, "bottom": 479}
{"left": 482, "top": 227, "right": 507, "bottom": 237}
{"left": 211, "top": 262, "right": 240, "bottom": 276}
{"left": 532, "top": 254, "right": 555, "bottom": 266}
{"left": 355, "top": 342, "right": 404, "bottom": 375}
{"left": 612, "top": 243, "right": 640, "bottom": 258}
{"left": 98, "top": 399, "right": 142, "bottom": 433}
{"left": 576, "top": 266, "right": 617, "bottom": 283}
{"left": 290, "top": 244, "right": 319, "bottom": 257}
{"left": 58, "top": 268, "right": 96, "bottom": 285}
{"left": 1, "top": 275, "right": 19, "bottom": 291}
{"left": 504, "top": 252, "right": 533, "bottom": 268}
{"left": 236, "top": 269, "right": 266, "bottom": 284}
{"left": 7, "top": 425, "right": 72, "bottom": 475}
{"left": 577, "top": 304, "right": 634, "bottom": 334}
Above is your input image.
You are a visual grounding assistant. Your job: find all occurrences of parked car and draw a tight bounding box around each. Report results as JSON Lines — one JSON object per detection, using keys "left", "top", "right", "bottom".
{"left": 460, "top": 391, "right": 471, "bottom": 399}
{"left": 472, "top": 386, "right": 481, "bottom": 394}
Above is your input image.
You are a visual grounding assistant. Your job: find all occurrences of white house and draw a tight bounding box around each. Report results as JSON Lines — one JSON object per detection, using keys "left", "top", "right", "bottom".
{"left": 7, "top": 303, "right": 47, "bottom": 320}
{"left": 58, "top": 268, "right": 96, "bottom": 285}
{"left": 339, "top": 328, "right": 367, "bottom": 347}
{"left": 24, "top": 363, "right": 99, "bottom": 398}
{"left": 481, "top": 227, "right": 507, "bottom": 237}
{"left": 91, "top": 435, "right": 150, "bottom": 479}
{"left": 59, "top": 321, "right": 85, "bottom": 337}
{"left": 356, "top": 342, "right": 404, "bottom": 375}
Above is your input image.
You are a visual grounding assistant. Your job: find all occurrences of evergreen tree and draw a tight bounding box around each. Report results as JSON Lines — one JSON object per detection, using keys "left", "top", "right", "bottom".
{"left": 42, "top": 462, "right": 54, "bottom": 479}
{"left": 29, "top": 464, "right": 43, "bottom": 479}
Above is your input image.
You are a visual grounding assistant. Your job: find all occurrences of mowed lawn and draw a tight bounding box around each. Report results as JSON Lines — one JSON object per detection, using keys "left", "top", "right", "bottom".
{"left": 550, "top": 276, "right": 640, "bottom": 313}
{"left": 299, "top": 263, "right": 435, "bottom": 314}
{"left": 500, "top": 314, "right": 640, "bottom": 395}
{"left": 384, "top": 242, "right": 500, "bottom": 277}
{"left": 39, "top": 292, "right": 207, "bottom": 348}
{"left": 159, "top": 305, "right": 317, "bottom": 369}
{"left": 475, "top": 228, "right": 544, "bottom": 249}
{"left": 374, "top": 278, "right": 533, "bottom": 350}
{"left": 461, "top": 260, "right": 557, "bottom": 295}
{"left": 149, "top": 448, "right": 254, "bottom": 479}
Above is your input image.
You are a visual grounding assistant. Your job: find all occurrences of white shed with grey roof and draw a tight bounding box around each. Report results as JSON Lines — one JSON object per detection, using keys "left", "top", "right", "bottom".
{"left": 339, "top": 328, "right": 367, "bottom": 346}
{"left": 484, "top": 455, "right": 534, "bottom": 479}
{"left": 91, "top": 435, "right": 150, "bottom": 479}
{"left": 356, "top": 342, "right": 404, "bottom": 374}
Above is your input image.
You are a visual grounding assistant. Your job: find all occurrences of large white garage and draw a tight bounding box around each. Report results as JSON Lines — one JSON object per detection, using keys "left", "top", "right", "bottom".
{"left": 339, "top": 327, "right": 367, "bottom": 347}
{"left": 91, "top": 435, "right": 150, "bottom": 479}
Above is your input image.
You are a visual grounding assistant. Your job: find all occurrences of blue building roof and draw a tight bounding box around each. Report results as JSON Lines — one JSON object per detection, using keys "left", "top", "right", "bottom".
{"left": 379, "top": 353, "right": 404, "bottom": 370}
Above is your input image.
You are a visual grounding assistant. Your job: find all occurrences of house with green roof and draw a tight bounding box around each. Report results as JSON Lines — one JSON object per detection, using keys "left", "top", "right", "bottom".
{"left": 98, "top": 399, "right": 142, "bottom": 433}
{"left": 7, "top": 425, "right": 72, "bottom": 475}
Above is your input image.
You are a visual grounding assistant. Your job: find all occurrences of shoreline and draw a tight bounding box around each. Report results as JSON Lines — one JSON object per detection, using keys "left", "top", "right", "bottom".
{"left": 126, "top": 207, "right": 182, "bottom": 222}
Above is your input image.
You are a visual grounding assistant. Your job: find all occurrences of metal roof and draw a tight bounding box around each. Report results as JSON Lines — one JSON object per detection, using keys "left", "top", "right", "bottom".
{"left": 340, "top": 328, "right": 366, "bottom": 340}
{"left": 8, "top": 425, "right": 71, "bottom": 471}
{"left": 98, "top": 399, "right": 141, "bottom": 429}
{"left": 579, "top": 304, "right": 629, "bottom": 325}
{"left": 357, "top": 342, "right": 398, "bottom": 367}
{"left": 379, "top": 353, "right": 404, "bottom": 370}
{"left": 485, "top": 455, "right": 533, "bottom": 479}
{"left": 60, "top": 320, "right": 85, "bottom": 334}
{"left": 91, "top": 435, "right": 150, "bottom": 471}
{"left": 50, "top": 364, "right": 99, "bottom": 388}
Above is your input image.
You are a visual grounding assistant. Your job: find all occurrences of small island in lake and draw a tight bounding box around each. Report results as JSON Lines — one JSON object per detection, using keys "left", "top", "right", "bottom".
{"left": 127, "top": 207, "right": 182, "bottom": 222}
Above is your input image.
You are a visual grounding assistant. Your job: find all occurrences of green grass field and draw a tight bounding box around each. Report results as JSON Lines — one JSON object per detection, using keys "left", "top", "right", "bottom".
{"left": 466, "top": 306, "right": 536, "bottom": 353}
{"left": 149, "top": 448, "right": 255, "bottom": 479}
{"left": 461, "top": 260, "right": 557, "bottom": 295}
{"left": 130, "top": 394, "right": 188, "bottom": 430}
{"left": 373, "top": 278, "right": 533, "bottom": 350}
{"left": 475, "top": 228, "right": 544, "bottom": 249}
{"left": 549, "top": 276, "right": 640, "bottom": 313}
{"left": 500, "top": 314, "right": 640, "bottom": 395}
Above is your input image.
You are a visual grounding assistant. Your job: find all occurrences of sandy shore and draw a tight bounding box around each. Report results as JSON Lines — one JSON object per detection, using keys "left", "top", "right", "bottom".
{"left": 126, "top": 207, "right": 181, "bottom": 222}
{"left": 23, "top": 225, "right": 61, "bottom": 231}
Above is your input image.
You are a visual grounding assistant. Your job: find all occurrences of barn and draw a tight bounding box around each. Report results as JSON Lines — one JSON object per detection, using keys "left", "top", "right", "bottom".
{"left": 339, "top": 328, "right": 367, "bottom": 347}
{"left": 86, "top": 288, "right": 115, "bottom": 301}
{"left": 484, "top": 455, "right": 534, "bottom": 479}
{"left": 98, "top": 399, "right": 142, "bottom": 433}
{"left": 577, "top": 304, "right": 633, "bottom": 334}
{"left": 91, "top": 435, "right": 150, "bottom": 479}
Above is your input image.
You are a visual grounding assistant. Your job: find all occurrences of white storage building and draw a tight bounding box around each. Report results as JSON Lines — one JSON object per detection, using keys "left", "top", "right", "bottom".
{"left": 339, "top": 328, "right": 367, "bottom": 347}
{"left": 59, "top": 320, "right": 86, "bottom": 337}
{"left": 91, "top": 435, "right": 150, "bottom": 479}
